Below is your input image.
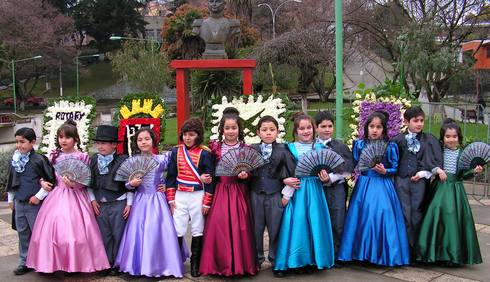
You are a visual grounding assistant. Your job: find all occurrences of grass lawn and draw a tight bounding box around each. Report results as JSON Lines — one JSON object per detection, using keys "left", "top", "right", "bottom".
{"left": 0, "top": 61, "right": 118, "bottom": 99}
{"left": 162, "top": 101, "right": 489, "bottom": 146}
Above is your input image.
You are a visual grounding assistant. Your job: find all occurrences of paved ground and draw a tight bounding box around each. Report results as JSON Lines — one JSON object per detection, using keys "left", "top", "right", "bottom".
{"left": 1, "top": 196, "right": 490, "bottom": 282}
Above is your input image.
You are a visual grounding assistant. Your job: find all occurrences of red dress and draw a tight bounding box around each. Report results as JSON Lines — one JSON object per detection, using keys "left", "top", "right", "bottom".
{"left": 199, "top": 140, "right": 258, "bottom": 276}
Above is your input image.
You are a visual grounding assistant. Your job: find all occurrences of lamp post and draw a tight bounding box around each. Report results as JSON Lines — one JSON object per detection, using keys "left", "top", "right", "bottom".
{"left": 335, "top": 0, "right": 343, "bottom": 139}
{"left": 75, "top": 54, "right": 100, "bottom": 96}
{"left": 0, "top": 55, "right": 42, "bottom": 113}
{"left": 258, "top": 0, "right": 302, "bottom": 39}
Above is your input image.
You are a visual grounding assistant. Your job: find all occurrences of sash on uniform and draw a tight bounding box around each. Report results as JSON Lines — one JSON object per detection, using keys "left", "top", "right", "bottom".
{"left": 176, "top": 146, "right": 203, "bottom": 191}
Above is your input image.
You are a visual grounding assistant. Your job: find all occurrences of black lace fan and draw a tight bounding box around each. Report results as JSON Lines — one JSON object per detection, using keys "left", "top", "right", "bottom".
{"left": 358, "top": 140, "right": 388, "bottom": 172}
{"left": 215, "top": 146, "right": 268, "bottom": 176}
{"left": 295, "top": 149, "right": 345, "bottom": 177}
{"left": 114, "top": 155, "right": 159, "bottom": 181}
{"left": 458, "top": 142, "right": 490, "bottom": 170}
{"left": 53, "top": 158, "right": 91, "bottom": 186}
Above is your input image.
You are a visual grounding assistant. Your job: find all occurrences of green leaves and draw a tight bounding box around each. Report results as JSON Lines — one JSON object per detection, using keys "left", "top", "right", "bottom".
{"left": 111, "top": 41, "right": 170, "bottom": 94}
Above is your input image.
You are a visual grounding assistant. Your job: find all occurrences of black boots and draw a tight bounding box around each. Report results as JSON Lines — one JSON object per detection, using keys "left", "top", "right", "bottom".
{"left": 190, "top": 236, "right": 203, "bottom": 277}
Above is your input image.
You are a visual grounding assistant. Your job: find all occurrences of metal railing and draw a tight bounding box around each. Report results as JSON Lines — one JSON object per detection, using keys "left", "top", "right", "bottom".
{"left": 420, "top": 102, "right": 490, "bottom": 199}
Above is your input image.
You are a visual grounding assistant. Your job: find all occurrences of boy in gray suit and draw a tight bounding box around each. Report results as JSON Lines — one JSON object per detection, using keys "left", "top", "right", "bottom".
{"left": 88, "top": 125, "right": 132, "bottom": 276}
{"left": 250, "top": 116, "right": 295, "bottom": 277}
{"left": 7, "top": 128, "right": 55, "bottom": 275}
{"left": 392, "top": 106, "right": 443, "bottom": 260}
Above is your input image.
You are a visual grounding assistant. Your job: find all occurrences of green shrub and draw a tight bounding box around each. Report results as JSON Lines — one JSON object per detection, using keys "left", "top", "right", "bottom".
{"left": 0, "top": 150, "right": 13, "bottom": 200}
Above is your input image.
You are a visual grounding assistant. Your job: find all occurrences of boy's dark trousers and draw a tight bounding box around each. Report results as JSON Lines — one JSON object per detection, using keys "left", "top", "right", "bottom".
{"left": 95, "top": 200, "right": 127, "bottom": 266}
{"left": 395, "top": 176, "right": 427, "bottom": 249}
{"left": 250, "top": 190, "right": 283, "bottom": 266}
{"left": 15, "top": 200, "right": 41, "bottom": 266}
{"left": 323, "top": 182, "right": 346, "bottom": 256}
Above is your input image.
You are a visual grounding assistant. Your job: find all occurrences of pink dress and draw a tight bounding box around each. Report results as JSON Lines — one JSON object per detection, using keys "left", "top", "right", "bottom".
{"left": 26, "top": 151, "right": 110, "bottom": 273}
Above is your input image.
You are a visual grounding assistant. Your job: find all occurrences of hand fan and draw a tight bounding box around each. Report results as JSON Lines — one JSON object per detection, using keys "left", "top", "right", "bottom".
{"left": 458, "top": 142, "right": 490, "bottom": 170}
{"left": 114, "top": 155, "right": 159, "bottom": 181}
{"left": 215, "top": 146, "right": 268, "bottom": 176}
{"left": 53, "top": 158, "right": 91, "bottom": 186}
{"left": 295, "top": 149, "right": 345, "bottom": 177}
{"left": 358, "top": 140, "right": 388, "bottom": 172}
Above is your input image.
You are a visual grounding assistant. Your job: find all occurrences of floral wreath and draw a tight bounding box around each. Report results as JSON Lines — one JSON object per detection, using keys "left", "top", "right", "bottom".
{"left": 210, "top": 94, "right": 291, "bottom": 144}
{"left": 40, "top": 96, "right": 96, "bottom": 153}
{"left": 113, "top": 93, "right": 166, "bottom": 154}
{"left": 346, "top": 92, "right": 412, "bottom": 187}
{"left": 348, "top": 92, "right": 412, "bottom": 147}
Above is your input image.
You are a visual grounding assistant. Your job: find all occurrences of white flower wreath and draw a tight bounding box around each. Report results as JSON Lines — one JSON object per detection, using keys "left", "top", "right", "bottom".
{"left": 210, "top": 95, "right": 288, "bottom": 144}
{"left": 41, "top": 100, "right": 94, "bottom": 153}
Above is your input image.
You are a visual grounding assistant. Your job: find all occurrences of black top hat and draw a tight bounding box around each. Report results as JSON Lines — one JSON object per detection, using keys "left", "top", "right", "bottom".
{"left": 93, "top": 125, "right": 120, "bottom": 142}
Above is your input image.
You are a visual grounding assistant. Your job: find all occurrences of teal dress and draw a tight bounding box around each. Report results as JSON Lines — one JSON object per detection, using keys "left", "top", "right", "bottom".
{"left": 274, "top": 142, "right": 335, "bottom": 271}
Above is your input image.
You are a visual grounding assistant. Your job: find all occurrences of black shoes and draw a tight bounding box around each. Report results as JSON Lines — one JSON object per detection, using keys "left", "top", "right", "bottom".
{"left": 190, "top": 236, "right": 203, "bottom": 277}
{"left": 13, "top": 265, "right": 31, "bottom": 275}
{"left": 273, "top": 270, "right": 286, "bottom": 278}
{"left": 108, "top": 267, "right": 120, "bottom": 276}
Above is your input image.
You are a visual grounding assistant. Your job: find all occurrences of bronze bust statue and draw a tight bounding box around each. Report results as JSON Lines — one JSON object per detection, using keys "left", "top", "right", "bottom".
{"left": 192, "top": 0, "right": 240, "bottom": 59}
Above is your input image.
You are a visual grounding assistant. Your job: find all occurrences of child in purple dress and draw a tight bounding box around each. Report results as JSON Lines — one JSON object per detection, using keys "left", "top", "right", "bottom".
{"left": 115, "top": 128, "right": 184, "bottom": 278}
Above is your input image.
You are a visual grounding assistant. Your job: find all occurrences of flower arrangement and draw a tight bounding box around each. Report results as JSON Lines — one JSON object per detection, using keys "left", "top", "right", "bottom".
{"left": 210, "top": 94, "right": 290, "bottom": 144}
{"left": 40, "top": 96, "right": 96, "bottom": 153}
{"left": 348, "top": 92, "right": 412, "bottom": 147}
{"left": 113, "top": 93, "right": 166, "bottom": 154}
{"left": 346, "top": 91, "right": 412, "bottom": 188}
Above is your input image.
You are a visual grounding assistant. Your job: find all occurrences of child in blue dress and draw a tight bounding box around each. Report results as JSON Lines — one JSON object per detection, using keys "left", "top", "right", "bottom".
{"left": 274, "top": 113, "right": 335, "bottom": 275}
{"left": 338, "top": 111, "right": 410, "bottom": 266}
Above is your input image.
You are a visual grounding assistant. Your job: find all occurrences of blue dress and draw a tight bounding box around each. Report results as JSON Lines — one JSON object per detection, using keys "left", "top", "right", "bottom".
{"left": 338, "top": 140, "right": 409, "bottom": 266}
{"left": 274, "top": 142, "right": 335, "bottom": 271}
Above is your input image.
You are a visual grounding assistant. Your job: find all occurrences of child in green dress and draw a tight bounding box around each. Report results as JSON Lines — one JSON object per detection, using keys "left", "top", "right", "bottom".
{"left": 416, "top": 118, "right": 482, "bottom": 265}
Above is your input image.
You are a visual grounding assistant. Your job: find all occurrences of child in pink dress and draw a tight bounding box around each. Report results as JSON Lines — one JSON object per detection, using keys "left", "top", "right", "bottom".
{"left": 26, "top": 120, "right": 110, "bottom": 273}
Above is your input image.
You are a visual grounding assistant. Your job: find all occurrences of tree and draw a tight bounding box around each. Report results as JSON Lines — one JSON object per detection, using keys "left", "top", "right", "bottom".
{"left": 228, "top": 0, "right": 252, "bottom": 22}
{"left": 346, "top": 0, "right": 488, "bottom": 102}
{"left": 255, "top": 24, "right": 351, "bottom": 106}
{"left": 111, "top": 41, "right": 171, "bottom": 94}
{"left": 0, "top": 0, "right": 75, "bottom": 110}
{"left": 72, "top": 0, "right": 147, "bottom": 52}
{"left": 162, "top": 4, "right": 207, "bottom": 60}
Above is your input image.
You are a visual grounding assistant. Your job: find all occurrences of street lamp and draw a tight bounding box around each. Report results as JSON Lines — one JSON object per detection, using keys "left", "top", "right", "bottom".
{"left": 0, "top": 55, "right": 42, "bottom": 113}
{"left": 258, "top": 0, "right": 302, "bottom": 39}
{"left": 75, "top": 54, "right": 100, "bottom": 96}
{"left": 110, "top": 36, "right": 161, "bottom": 51}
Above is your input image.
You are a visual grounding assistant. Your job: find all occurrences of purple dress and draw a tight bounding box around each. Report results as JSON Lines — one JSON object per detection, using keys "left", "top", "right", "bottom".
{"left": 115, "top": 153, "right": 184, "bottom": 277}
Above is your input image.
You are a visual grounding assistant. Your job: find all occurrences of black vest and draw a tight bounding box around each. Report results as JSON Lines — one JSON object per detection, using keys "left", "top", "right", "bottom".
{"left": 90, "top": 153, "right": 128, "bottom": 202}
{"left": 15, "top": 162, "right": 41, "bottom": 201}
{"left": 249, "top": 143, "right": 295, "bottom": 195}
{"left": 93, "top": 173, "right": 126, "bottom": 201}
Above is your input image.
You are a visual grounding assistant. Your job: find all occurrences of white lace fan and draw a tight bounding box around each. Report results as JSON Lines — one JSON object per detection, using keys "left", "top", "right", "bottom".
{"left": 358, "top": 140, "right": 388, "bottom": 172}
{"left": 53, "top": 158, "right": 91, "bottom": 186}
{"left": 295, "top": 149, "right": 345, "bottom": 177}
{"left": 215, "top": 146, "right": 268, "bottom": 176}
{"left": 114, "top": 155, "right": 159, "bottom": 181}
{"left": 459, "top": 142, "right": 490, "bottom": 170}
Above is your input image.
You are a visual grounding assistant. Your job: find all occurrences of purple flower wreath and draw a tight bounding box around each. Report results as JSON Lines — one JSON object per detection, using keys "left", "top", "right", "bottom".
{"left": 357, "top": 101, "right": 403, "bottom": 139}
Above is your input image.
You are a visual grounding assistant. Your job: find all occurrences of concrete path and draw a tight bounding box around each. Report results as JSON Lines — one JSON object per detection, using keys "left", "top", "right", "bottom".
{"left": 0, "top": 198, "right": 489, "bottom": 282}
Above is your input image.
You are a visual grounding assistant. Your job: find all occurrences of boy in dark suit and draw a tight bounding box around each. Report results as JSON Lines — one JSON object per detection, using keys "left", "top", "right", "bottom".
{"left": 249, "top": 116, "right": 295, "bottom": 277}
{"left": 88, "top": 125, "right": 132, "bottom": 276}
{"left": 7, "top": 128, "right": 55, "bottom": 275}
{"left": 392, "top": 106, "right": 443, "bottom": 259}
{"left": 314, "top": 111, "right": 354, "bottom": 259}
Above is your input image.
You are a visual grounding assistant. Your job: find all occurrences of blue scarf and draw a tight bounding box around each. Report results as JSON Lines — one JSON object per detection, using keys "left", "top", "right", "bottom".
{"left": 97, "top": 153, "right": 114, "bottom": 175}
{"left": 316, "top": 137, "right": 332, "bottom": 149}
{"left": 405, "top": 132, "right": 421, "bottom": 154}
{"left": 12, "top": 150, "right": 30, "bottom": 173}
{"left": 260, "top": 143, "right": 273, "bottom": 160}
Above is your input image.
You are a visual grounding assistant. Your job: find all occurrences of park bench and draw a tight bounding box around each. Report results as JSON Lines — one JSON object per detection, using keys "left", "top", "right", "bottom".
{"left": 459, "top": 108, "right": 478, "bottom": 123}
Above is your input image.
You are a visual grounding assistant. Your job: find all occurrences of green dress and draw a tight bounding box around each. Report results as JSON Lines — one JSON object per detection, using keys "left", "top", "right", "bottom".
{"left": 416, "top": 148, "right": 482, "bottom": 265}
